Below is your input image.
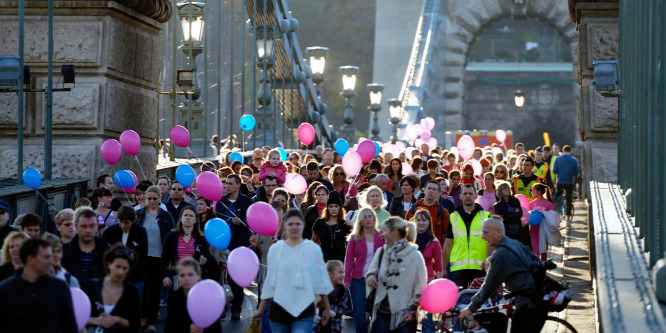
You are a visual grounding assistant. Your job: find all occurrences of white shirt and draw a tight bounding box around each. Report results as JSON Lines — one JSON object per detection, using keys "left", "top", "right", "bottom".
{"left": 121, "top": 231, "right": 129, "bottom": 245}
{"left": 363, "top": 241, "right": 374, "bottom": 275}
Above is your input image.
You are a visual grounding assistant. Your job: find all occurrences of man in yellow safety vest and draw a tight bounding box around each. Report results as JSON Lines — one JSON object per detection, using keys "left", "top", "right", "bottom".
{"left": 442, "top": 184, "right": 492, "bottom": 288}
{"left": 513, "top": 157, "right": 544, "bottom": 200}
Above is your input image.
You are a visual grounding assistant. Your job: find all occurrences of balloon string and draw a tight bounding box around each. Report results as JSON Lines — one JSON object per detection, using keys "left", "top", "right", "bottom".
{"left": 214, "top": 200, "right": 253, "bottom": 232}
{"left": 134, "top": 156, "right": 147, "bottom": 180}
{"left": 35, "top": 190, "right": 59, "bottom": 213}
{"left": 186, "top": 147, "right": 205, "bottom": 164}
{"left": 346, "top": 173, "right": 361, "bottom": 197}
{"left": 110, "top": 165, "right": 132, "bottom": 205}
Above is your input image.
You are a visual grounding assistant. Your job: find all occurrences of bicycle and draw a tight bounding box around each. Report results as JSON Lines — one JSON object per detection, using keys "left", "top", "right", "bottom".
{"left": 437, "top": 303, "right": 577, "bottom": 333}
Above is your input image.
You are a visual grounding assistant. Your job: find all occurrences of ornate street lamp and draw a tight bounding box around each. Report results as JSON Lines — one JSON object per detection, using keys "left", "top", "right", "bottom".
{"left": 177, "top": 1, "right": 205, "bottom": 58}
{"left": 307, "top": 46, "right": 328, "bottom": 94}
{"left": 514, "top": 89, "right": 525, "bottom": 108}
{"left": 367, "top": 83, "right": 384, "bottom": 141}
{"left": 256, "top": 27, "right": 275, "bottom": 65}
{"left": 339, "top": 66, "right": 359, "bottom": 144}
{"left": 388, "top": 98, "right": 402, "bottom": 144}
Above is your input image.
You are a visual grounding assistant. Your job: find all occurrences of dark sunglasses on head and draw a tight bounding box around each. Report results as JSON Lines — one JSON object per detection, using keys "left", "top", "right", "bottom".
{"left": 114, "top": 248, "right": 136, "bottom": 264}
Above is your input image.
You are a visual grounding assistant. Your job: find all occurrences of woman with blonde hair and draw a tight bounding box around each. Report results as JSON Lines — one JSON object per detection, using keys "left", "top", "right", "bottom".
{"left": 492, "top": 163, "right": 510, "bottom": 182}
{"left": 344, "top": 207, "right": 384, "bottom": 333}
{"left": 329, "top": 164, "right": 359, "bottom": 211}
{"left": 0, "top": 231, "right": 29, "bottom": 281}
{"left": 366, "top": 218, "right": 426, "bottom": 332}
{"left": 356, "top": 185, "right": 390, "bottom": 225}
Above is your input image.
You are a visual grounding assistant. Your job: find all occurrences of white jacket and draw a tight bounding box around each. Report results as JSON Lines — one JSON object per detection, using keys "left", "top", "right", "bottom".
{"left": 539, "top": 210, "right": 563, "bottom": 253}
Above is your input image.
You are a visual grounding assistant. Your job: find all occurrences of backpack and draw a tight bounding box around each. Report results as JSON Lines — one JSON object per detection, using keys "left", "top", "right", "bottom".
{"left": 500, "top": 243, "right": 572, "bottom": 312}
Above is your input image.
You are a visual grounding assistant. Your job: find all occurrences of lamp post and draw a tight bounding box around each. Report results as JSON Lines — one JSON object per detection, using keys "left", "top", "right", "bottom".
{"left": 339, "top": 66, "right": 359, "bottom": 144}
{"left": 367, "top": 83, "right": 384, "bottom": 141}
{"left": 176, "top": 1, "right": 206, "bottom": 158}
{"left": 246, "top": 26, "right": 281, "bottom": 149}
{"left": 306, "top": 46, "right": 328, "bottom": 95}
{"left": 388, "top": 98, "right": 402, "bottom": 144}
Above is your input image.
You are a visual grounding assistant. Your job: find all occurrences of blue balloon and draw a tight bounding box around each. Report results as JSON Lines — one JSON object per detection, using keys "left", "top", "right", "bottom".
{"left": 204, "top": 218, "right": 231, "bottom": 250}
{"left": 175, "top": 164, "right": 196, "bottom": 188}
{"left": 22, "top": 168, "right": 41, "bottom": 190}
{"left": 113, "top": 170, "right": 134, "bottom": 189}
{"left": 374, "top": 141, "right": 381, "bottom": 157}
{"left": 229, "top": 152, "right": 244, "bottom": 164}
{"left": 239, "top": 114, "right": 256, "bottom": 131}
{"left": 277, "top": 147, "right": 288, "bottom": 161}
{"left": 334, "top": 139, "right": 349, "bottom": 156}
{"left": 528, "top": 210, "right": 544, "bottom": 226}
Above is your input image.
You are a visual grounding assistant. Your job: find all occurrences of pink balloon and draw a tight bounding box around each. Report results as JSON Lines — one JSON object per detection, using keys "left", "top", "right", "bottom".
{"left": 449, "top": 146, "right": 459, "bottom": 156}
{"left": 424, "top": 117, "right": 436, "bottom": 131}
{"left": 415, "top": 124, "right": 426, "bottom": 136}
{"left": 394, "top": 141, "right": 406, "bottom": 150}
{"left": 342, "top": 151, "right": 363, "bottom": 177}
{"left": 227, "top": 247, "right": 260, "bottom": 287}
{"left": 421, "top": 278, "right": 459, "bottom": 313}
{"left": 521, "top": 207, "right": 530, "bottom": 226}
{"left": 492, "top": 147, "right": 503, "bottom": 156}
{"left": 382, "top": 143, "right": 394, "bottom": 154}
{"left": 457, "top": 135, "right": 475, "bottom": 160}
{"left": 470, "top": 159, "right": 482, "bottom": 176}
{"left": 123, "top": 170, "right": 138, "bottom": 194}
{"left": 476, "top": 196, "right": 490, "bottom": 211}
{"left": 298, "top": 123, "right": 316, "bottom": 145}
{"left": 357, "top": 137, "right": 367, "bottom": 144}
{"left": 357, "top": 140, "right": 376, "bottom": 164}
{"left": 247, "top": 202, "right": 279, "bottom": 236}
{"left": 170, "top": 125, "right": 190, "bottom": 147}
{"left": 401, "top": 162, "right": 414, "bottom": 175}
{"left": 101, "top": 139, "right": 122, "bottom": 165}
{"left": 404, "top": 124, "right": 418, "bottom": 142}
{"left": 515, "top": 194, "right": 530, "bottom": 209}
{"left": 119, "top": 130, "right": 141, "bottom": 155}
{"left": 427, "top": 137, "right": 438, "bottom": 150}
{"left": 70, "top": 287, "right": 91, "bottom": 330}
{"left": 415, "top": 138, "right": 425, "bottom": 149}
{"left": 496, "top": 129, "right": 507, "bottom": 142}
{"left": 283, "top": 173, "right": 308, "bottom": 195}
{"left": 196, "top": 172, "right": 223, "bottom": 202}
{"left": 421, "top": 130, "right": 431, "bottom": 141}
{"left": 187, "top": 280, "right": 226, "bottom": 328}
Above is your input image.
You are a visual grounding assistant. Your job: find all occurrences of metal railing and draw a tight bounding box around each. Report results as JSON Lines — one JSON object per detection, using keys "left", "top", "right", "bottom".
{"left": 397, "top": 0, "right": 442, "bottom": 126}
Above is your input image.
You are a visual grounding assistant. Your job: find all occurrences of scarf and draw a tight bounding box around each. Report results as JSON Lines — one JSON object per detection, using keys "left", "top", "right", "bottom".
{"left": 415, "top": 232, "right": 432, "bottom": 252}
{"left": 386, "top": 238, "right": 409, "bottom": 277}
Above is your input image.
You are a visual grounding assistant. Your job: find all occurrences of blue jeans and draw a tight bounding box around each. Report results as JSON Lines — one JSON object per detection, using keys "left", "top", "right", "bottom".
{"left": 262, "top": 300, "right": 273, "bottom": 333}
{"left": 134, "top": 281, "right": 144, "bottom": 307}
{"left": 371, "top": 312, "right": 417, "bottom": 333}
{"left": 421, "top": 312, "right": 435, "bottom": 333}
{"left": 269, "top": 317, "right": 314, "bottom": 333}
{"left": 350, "top": 278, "right": 368, "bottom": 333}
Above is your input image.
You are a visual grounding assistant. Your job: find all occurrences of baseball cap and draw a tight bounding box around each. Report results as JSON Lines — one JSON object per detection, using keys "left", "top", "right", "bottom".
{"left": 0, "top": 200, "right": 10, "bottom": 213}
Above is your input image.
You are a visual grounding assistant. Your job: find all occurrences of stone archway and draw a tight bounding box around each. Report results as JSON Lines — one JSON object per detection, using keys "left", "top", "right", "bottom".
{"left": 425, "top": 0, "right": 578, "bottom": 136}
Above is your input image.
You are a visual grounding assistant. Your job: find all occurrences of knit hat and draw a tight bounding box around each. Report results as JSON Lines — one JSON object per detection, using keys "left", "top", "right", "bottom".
{"left": 327, "top": 191, "right": 343, "bottom": 207}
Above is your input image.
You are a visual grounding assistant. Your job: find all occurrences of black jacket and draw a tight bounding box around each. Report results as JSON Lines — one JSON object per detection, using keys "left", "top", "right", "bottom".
{"left": 0, "top": 270, "right": 78, "bottom": 333}
{"left": 0, "top": 263, "right": 15, "bottom": 282}
{"left": 136, "top": 207, "right": 175, "bottom": 246}
{"left": 494, "top": 197, "right": 530, "bottom": 246}
{"left": 215, "top": 194, "right": 253, "bottom": 250}
{"left": 165, "top": 287, "right": 222, "bottom": 333}
{"left": 102, "top": 224, "right": 148, "bottom": 283}
{"left": 161, "top": 232, "right": 220, "bottom": 281}
{"left": 0, "top": 225, "right": 17, "bottom": 248}
{"left": 83, "top": 279, "right": 141, "bottom": 333}
{"left": 62, "top": 235, "right": 110, "bottom": 286}
{"left": 383, "top": 190, "right": 394, "bottom": 210}
{"left": 164, "top": 201, "right": 194, "bottom": 225}
{"left": 388, "top": 195, "right": 417, "bottom": 218}
{"left": 307, "top": 176, "right": 335, "bottom": 192}
{"left": 303, "top": 204, "right": 320, "bottom": 240}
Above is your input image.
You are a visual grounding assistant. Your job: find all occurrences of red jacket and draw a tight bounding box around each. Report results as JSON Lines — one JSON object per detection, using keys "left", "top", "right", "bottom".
{"left": 343, "top": 231, "right": 384, "bottom": 284}
{"left": 257, "top": 161, "right": 287, "bottom": 184}
{"left": 420, "top": 238, "right": 443, "bottom": 282}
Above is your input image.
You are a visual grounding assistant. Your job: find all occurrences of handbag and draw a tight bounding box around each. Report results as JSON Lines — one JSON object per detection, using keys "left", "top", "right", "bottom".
{"left": 220, "top": 272, "right": 234, "bottom": 304}
{"left": 364, "top": 248, "right": 384, "bottom": 313}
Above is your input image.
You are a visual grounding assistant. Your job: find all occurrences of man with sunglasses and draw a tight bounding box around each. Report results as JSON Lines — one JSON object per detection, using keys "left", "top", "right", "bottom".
{"left": 0, "top": 200, "right": 18, "bottom": 248}
{"left": 252, "top": 176, "right": 279, "bottom": 203}
{"left": 164, "top": 180, "right": 193, "bottom": 224}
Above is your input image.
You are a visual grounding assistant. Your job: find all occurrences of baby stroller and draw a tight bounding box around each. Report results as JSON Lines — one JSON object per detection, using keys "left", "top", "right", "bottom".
{"left": 443, "top": 289, "right": 508, "bottom": 333}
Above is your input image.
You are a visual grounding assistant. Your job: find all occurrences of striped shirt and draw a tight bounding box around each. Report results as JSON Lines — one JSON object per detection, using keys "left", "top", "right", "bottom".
{"left": 177, "top": 235, "right": 195, "bottom": 260}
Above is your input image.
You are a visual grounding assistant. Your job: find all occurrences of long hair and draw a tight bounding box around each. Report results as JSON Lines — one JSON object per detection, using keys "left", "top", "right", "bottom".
{"left": 359, "top": 185, "right": 387, "bottom": 209}
{"left": 196, "top": 196, "right": 215, "bottom": 225}
{"left": 328, "top": 165, "right": 348, "bottom": 187}
{"left": 383, "top": 158, "right": 404, "bottom": 180}
{"left": 532, "top": 183, "right": 553, "bottom": 202}
{"left": 175, "top": 205, "right": 203, "bottom": 238}
{"left": 304, "top": 181, "right": 323, "bottom": 208}
{"left": 1, "top": 231, "right": 29, "bottom": 265}
{"left": 411, "top": 209, "right": 435, "bottom": 241}
{"left": 351, "top": 207, "right": 378, "bottom": 241}
{"left": 322, "top": 204, "right": 346, "bottom": 225}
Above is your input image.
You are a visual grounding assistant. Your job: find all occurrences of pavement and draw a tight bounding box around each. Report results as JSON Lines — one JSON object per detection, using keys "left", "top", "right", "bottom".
{"left": 152, "top": 199, "right": 596, "bottom": 332}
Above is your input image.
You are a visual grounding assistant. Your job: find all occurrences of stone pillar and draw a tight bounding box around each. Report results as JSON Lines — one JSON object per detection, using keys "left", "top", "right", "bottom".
{"left": 568, "top": 1, "right": 619, "bottom": 194}
{"left": 0, "top": 1, "right": 170, "bottom": 185}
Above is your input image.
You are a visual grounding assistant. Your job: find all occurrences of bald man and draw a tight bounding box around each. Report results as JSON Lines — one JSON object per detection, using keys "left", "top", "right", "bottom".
{"left": 459, "top": 217, "right": 547, "bottom": 333}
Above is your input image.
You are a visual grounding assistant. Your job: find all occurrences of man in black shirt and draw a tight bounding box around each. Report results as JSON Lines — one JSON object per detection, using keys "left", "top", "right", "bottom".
{"left": 306, "top": 161, "right": 334, "bottom": 191}
{"left": 164, "top": 180, "right": 193, "bottom": 224}
{"left": 0, "top": 238, "right": 78, "bottom": 332}
{"left": 62, "top": 207, "right": 110, "bottom": 286}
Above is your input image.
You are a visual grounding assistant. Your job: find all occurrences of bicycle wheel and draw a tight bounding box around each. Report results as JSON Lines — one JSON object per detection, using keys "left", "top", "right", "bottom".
{"left": 542, "top": 315, "right": 578, "bottom": 333}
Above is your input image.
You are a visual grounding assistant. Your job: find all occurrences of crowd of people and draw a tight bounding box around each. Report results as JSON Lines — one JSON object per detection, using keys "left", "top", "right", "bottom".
{"left": 0, "top": 139, "right": 580, "bottom": 333}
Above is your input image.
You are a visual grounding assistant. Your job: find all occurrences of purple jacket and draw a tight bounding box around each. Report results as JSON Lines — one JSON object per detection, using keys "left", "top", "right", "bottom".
{"left": 344, "top": 231, "right": 384, "bottom": 284}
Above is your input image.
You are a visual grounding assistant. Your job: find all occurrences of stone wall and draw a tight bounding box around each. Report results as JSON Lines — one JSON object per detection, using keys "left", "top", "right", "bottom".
{"left": 569, "top": 1, "right": 619, "bottom": 192}
{"left": 0, "top": 1, "right": 170, "bottom": 185}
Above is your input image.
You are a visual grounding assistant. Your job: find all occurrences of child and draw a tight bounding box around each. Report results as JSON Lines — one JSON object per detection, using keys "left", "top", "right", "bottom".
{"left": 257, "top": 148, "right": 288, "bottom": 184}
{"left": 313, "top": 260, "right": 350, "bottom": 333}
{"left": 529, "top": 183, "right": 555, "bottom": 260}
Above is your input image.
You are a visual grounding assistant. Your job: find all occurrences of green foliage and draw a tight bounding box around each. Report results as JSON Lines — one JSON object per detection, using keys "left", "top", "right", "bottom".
{"left": 287, "top": 0, "right": 376, "bottom": 137}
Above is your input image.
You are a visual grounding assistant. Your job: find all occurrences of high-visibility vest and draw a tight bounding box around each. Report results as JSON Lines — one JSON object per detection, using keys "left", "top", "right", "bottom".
{"left": 548, "top": 156, "right": 557, "bottom": 183}
{"left": 513, "top": 176, "right": 543, "bottom": 200}
{"left": 449, "top": 210, "right": 491, "bottom": 272}
{"left": 533, "top": 161, "right": 548, "bottom": 179}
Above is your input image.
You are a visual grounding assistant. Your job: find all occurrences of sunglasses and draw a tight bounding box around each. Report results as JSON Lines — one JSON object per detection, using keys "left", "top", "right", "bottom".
{"left": 334, "top": 172, "right": 344, "bottom": 176}
{"left": 496, "top": 170, "right": 505, "bottom": 174}
{"left": 0, "top": 210, "right": 6, "bottom": 215}
{"left": 171, "top": 187, "right": 184, "bottom": 191}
